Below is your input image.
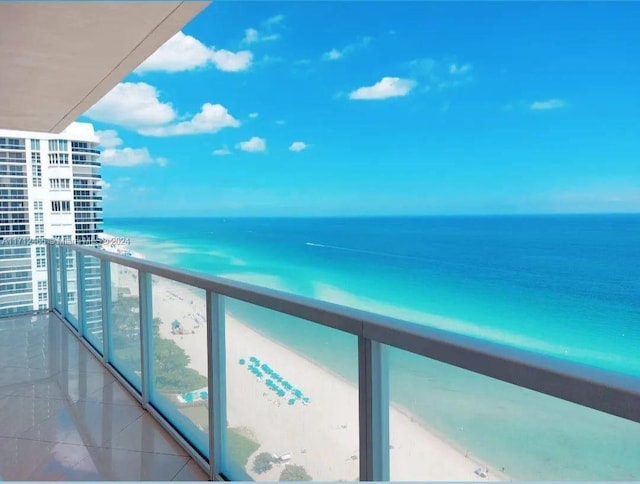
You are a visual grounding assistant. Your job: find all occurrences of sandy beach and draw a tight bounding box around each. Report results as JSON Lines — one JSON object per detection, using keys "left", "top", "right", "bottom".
{"left": 103, "top": 235, "right": 505, "bottom": 481}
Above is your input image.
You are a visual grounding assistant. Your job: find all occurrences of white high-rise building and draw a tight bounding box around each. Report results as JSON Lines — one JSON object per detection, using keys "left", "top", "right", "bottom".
{"left": 0, "top": 122, "right": 102, "bottom": 316}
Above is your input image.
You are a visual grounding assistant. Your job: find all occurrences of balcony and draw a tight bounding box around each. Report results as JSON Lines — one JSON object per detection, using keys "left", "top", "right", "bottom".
{"left": 1, "top": 242, "right": 637, "bottom": 481}
{"left": 71, "top": 148, "right": 101, "bottom": 155}
{"left": 0, "top": 311, "right": 208, "bottom": 480}
{"left": 73, "top": 172, "right": 102, "bottom": 179}
{"left": 71, "top": 160, "right": 101, "bottom": 167}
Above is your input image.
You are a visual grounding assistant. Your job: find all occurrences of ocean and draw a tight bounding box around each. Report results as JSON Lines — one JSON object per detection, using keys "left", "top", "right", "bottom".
{"left": 105, "top": 214, "right": 640, "bottom": 479}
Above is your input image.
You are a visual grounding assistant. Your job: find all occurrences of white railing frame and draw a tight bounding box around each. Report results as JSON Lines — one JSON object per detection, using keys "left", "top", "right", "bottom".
{"left": 44, "top": 242, "right": 640, "bottom": 481}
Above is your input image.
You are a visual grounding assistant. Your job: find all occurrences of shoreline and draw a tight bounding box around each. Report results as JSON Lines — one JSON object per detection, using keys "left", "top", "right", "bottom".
{"left": 227, "top": 307, "right": 509, "bottom": 481}
{"left": 107, "top": 239, "right": 508, "bottom": 481}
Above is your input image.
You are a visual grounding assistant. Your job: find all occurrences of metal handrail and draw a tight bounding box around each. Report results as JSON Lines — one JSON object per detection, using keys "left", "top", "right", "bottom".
{"left": 68, "top": 242, "right": 640, "bottom": 425}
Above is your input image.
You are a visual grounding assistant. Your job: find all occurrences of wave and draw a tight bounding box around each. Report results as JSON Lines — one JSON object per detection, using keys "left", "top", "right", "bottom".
{"left": 306, "top": 242, "right": 426, "bottom": 262}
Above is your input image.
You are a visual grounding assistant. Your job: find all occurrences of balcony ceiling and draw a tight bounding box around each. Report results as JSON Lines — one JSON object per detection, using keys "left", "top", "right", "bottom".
{"left": 0, "top": 1, "right": 209, "bottom": 133}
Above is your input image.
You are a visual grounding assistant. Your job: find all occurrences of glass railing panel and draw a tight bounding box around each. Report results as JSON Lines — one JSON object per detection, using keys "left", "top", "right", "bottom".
{"left": 82, "top": 254, "right": 103, "bottom": 355}
{"left": 385, "top": 345, "right": 640, "bottom": 481}
{"left": 149, "top": 275, "right": 209, "bottom": 457}
{"left": 0, "top": 243, "right": 33, "bottom": 317}
{"left": 64, "top": 248, "right": 78, "bottom": 328}
{"left": 109, "top": 262, "right": 141, "bottom": 391}
{"left": 221, "top": 297, "right": 358, "bottom": 481}
{"left": 52, "top": 245, "right": 62, "bottom": 312}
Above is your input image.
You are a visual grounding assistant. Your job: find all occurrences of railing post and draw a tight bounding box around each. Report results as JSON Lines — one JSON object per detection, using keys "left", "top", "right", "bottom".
{"left": 100, "top": 259, "right": 112, "bottom": 363}
{"left": 76, "top": 252, "right": 86, "bottom": 336}
{"left": 359, "top": 337, "right": 390, "bottom": 481}
{"left": 139, "top": 270, "right": 153, "bottom": 405}
{"left": 60, "top": 246, "right": 69, "bottom": 323}
{"left": 45, "top": 242, "right": 54, "bottom": 311}
{"left": 207, "top": 291, "right": 227, "bottom": 479}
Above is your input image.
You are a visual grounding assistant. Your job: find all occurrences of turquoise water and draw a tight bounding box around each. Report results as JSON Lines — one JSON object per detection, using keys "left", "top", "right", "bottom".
{"left": 106, "top": 215, "right": 640, "bottom": 479}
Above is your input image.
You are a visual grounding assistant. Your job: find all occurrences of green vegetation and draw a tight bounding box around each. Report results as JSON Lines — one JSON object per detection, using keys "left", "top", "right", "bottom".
{"left": 252, "top": 452, "right": 274, "bottom": 474}
{"left": 280, "top": 464, "right": 312, "bottom": 481}
{"left": 227, "top": 427, "right": 260, "bottom": 469}
{"left": 110, "top": 292, "right": 206, "bottom": 394}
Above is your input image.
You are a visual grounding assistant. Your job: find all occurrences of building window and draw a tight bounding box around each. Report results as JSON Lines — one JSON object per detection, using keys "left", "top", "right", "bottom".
{"left": 35, "top": 224, "right": 44, "bottom": 235}
{"left": 48, "top": 153, "right": 69, "bottom": 165}
{"left": 34, "top": 201, "right": 43, "bottom": 211}
{"left": 51, "top": 201, "right": 70, "bottom": 213}
{"left": 0, "top": 137, "right": 25, "bottom": 149}
{"left": 50, "top": 178, "right": 70, "bottom": 190}
{"left": 31, "top": 152, "right": 42, "bottom": 187}
{"left": 31, "top": 139, "right": 40, "bottom": 151}
{"left": 48, "top": 139, "right": 68, "bottom": 152}
{"left": 34, "top": 213, "right": 43, "bottom": 222}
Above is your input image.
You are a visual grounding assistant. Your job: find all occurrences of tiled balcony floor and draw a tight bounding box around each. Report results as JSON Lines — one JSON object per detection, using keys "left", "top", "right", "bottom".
{"left": 0, "top": 312, "right": 208, "bottom": 481}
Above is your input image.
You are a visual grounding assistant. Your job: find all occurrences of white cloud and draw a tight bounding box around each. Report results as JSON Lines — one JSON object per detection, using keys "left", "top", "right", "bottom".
{"left": 323, "top": 37, "right": 371, "bottom": 61}
{"left": 349, "top": 77, "right": 416, "bottom": 100}
{"left": 98, "top": 180, "right": 111, "bottom": 190}
{"left": 242, "top": 14, "right": 284, "bottom": 45}
{"left": 289, "top": 141, "right": 308, "bottom": 152}
{"left": 237, "top": 137, "right": 266, "bottom": 153}
{"left": 95, "top": 129, "right": 122, "bottom": 149}
{"left": 265, "top": 14, "right": 284, "bottom": 27}
{"left": 243, "top": 28, "right": 259, "bottom": 44}
{"left": 100, "top": 147, "right": 165, "bottom": 167}
{"left": 243, "top": 28, "right": 279, "bottom": 44}
{"left": 88, "top": 82, "right": 241, "bottom": 136}
{"left": 449, "top": 63, "right": 472, "bottom": 75}
{"left": 249, "top": 112, "right": 259, "bottom": 119}
{"left": 86, "top": 82, "right": 176, "bottom": 130}
{"left": 135, "top": 31, "right": 252, "bottom": 73}
{"left": 209, "top": 49, "right": 253, "bottom": 72}
{"left": 275, "top": 120, "right": 286, "bottom": 125}
{"left": 324, "top": 49, "right": 343, "bottom": 61}
{"left": 97, "top": 129, "right": 166, "bottom": 167}
{"left": 139, "top": 103, "right": 240, "bottom": 137}
{"left": 409, "top": 58, "right": 473, "bottom": 90}
{"left": 530, "top": 99, "right": 566, "bottom": 110}
{"left": 213, "top": 146, "right": 232, "bottom": 156}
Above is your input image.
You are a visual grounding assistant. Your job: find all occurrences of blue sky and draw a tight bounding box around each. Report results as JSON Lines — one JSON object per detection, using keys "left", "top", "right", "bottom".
{"left": 80, "top": 1, "right": 640, "bottom": 217}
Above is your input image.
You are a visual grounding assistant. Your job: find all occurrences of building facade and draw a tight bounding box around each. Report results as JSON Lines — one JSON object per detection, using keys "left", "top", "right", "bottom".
{"left": 0, "top": 122, "right": 102, "bottom": 316}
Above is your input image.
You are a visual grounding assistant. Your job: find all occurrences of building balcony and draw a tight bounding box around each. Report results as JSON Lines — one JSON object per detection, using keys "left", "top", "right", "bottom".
{"left": 0, "top": 311, "right": 208, "bottom": 480}
{"left": 71, "top": 147, "right": 101, "bottom": 155}
{"left": 1, "top": 242, "right": 638, "bottom": 481}
{"left": 71, "top": 160, "right": 101, "bottom": 167}
{"left": 74, "top": 207, "right": 103, "bottom": 213}
{"left": 73, "top": 172, "right": 102, "bottom": 179}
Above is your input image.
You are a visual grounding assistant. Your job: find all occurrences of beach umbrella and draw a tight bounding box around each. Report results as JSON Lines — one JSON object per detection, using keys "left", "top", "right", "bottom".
{"left": 288, "top": 398, "right": 296, "bottom": 405}
{"left": 283, "top": 382, "right": 292, "bottom": 390}
{"left": 277, "top": 389, "right": 285, "bottom": 397}
{"left": 185, "top": 393, "right": 194, "bottom": 403}
{"left": 200, "top": 391, "right": 208, "bottom": 399}
{"left": 239, "top": 358, "right": 246, "bottom": 365}
{"left": 266, "top": 379, "right": 274, "bottom": 386}
{"left": 293, "top": 389, "right": 302, "bottom": 398}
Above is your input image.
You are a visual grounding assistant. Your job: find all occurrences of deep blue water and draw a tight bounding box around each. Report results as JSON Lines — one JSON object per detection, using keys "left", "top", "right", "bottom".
{"left": 105, "top": 215, "right": 640, "bottom": 479}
